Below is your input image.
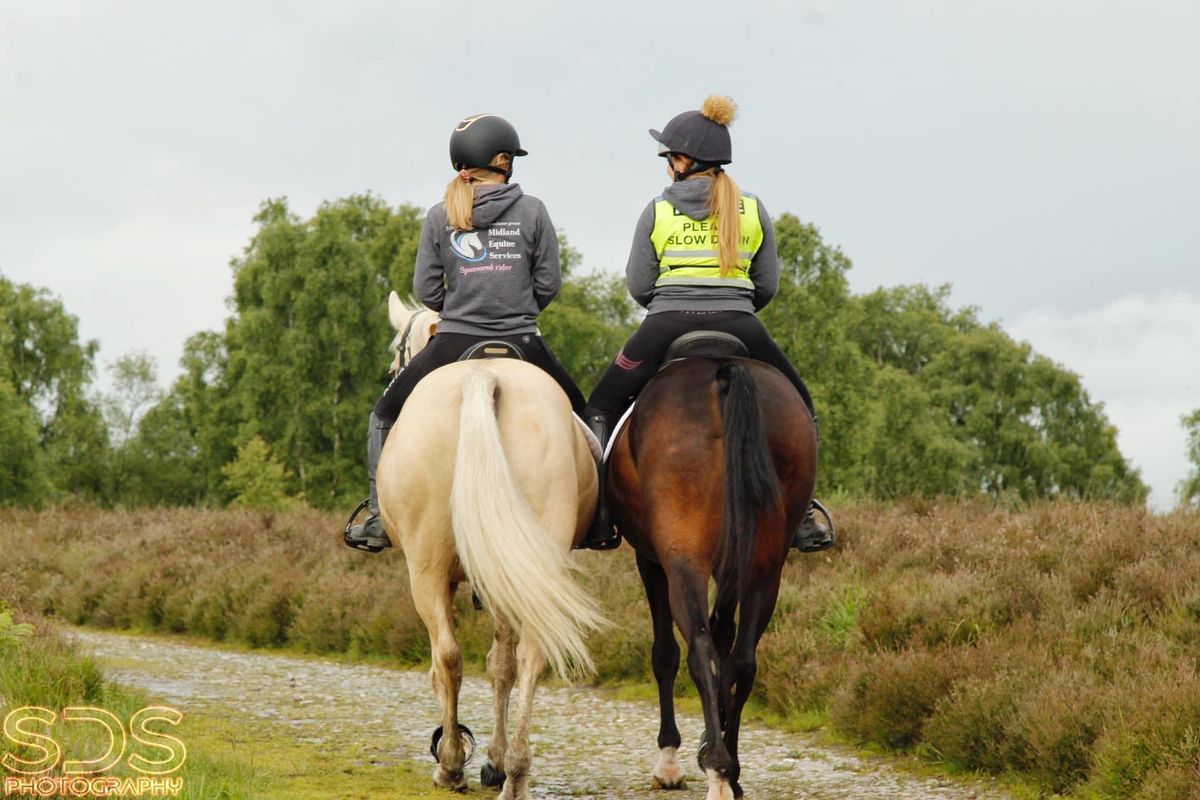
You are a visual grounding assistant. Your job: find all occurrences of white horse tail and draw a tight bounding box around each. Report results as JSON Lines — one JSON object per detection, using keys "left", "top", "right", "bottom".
{"left": 450, "top": 368, "right": 605, "bottom": 680}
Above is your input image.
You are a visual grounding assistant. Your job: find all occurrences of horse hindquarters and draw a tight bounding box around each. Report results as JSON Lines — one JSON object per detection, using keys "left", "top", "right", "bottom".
{"left": 449, "top": 367, "right": 604, "bottom": 679}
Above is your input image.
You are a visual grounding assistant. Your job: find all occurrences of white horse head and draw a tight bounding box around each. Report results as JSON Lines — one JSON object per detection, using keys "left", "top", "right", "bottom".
{"left": 387, "top": 291, "right": 440, "bottom": 373}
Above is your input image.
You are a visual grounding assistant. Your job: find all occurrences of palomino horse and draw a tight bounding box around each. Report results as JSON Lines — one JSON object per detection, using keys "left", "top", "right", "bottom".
{"left": 608, "top": 355, "right": 817, "bottom": 800}
{"left": 377, "top": 293, "right": 605, "bottom": 799}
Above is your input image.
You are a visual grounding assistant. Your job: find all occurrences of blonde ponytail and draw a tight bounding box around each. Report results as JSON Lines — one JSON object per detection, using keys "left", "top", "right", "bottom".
{"left": 443, "top": 154, "right": 512, "bottom": 231}
{"left": 708, "top": 170, "right": 743, "bottom": 278}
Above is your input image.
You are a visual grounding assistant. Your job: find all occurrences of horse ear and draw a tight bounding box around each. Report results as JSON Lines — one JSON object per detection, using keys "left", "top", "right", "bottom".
{"left": 388, "top": 291, "right": 407, "bottom": 331}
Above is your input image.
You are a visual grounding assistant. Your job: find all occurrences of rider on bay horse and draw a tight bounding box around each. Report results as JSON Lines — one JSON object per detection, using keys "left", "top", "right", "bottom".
{"left": 584, "top": 95, "right": 834, "bottom": 551}
{"left": 345, "top": 114, "right": 610, "bottom": 553}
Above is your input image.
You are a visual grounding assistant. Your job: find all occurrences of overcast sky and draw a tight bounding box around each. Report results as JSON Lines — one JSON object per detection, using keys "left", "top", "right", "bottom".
{"left": 2, "top": 1, "right": 1197, "bottom": 508}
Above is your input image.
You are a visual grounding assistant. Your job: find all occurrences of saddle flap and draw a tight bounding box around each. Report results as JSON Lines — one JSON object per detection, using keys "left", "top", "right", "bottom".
{"left": 663, "top": 330, "right": 749, "bottom": 362}
{"left": 457, "top": 340, "right": 526, "bottom": 362}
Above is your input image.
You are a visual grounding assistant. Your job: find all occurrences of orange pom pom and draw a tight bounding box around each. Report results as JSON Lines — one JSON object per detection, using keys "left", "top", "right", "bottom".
{"left": 701, "top": 95, "right": 737, "bottom": 126}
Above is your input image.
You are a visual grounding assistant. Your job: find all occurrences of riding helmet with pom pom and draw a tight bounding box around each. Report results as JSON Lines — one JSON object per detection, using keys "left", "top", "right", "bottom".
{"left": 650, "top": 94, "right": 737, "bottom": 165}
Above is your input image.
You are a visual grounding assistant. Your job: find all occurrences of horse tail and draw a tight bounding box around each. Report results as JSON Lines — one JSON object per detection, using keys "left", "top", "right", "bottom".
{"left": 715, "top": 362, "right": 782, "bottom": 614}
{"left": 450, "top": 368, "right": 605, "bottom": 681}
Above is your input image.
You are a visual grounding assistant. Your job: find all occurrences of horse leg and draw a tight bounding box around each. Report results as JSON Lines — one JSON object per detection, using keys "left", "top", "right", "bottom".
{"left": 709, "top": 590, "right": 738, "bottom": 734}
{"left": 666, "top": 564, "right": 736, "bottom": 800}
{"left": 482, "top": 614, "right": 516, "bottom": 787}
{"left": 637, "top": 554, "right": 685, "bottom": 790}
{"left": 721, "top": 571, "right": 783, "bottom": 800}
{"left": 410, "top": 572, "right": 468, "bottom": 792}
{"left": 497, "top": 634, "right": 545, "bottom": 800}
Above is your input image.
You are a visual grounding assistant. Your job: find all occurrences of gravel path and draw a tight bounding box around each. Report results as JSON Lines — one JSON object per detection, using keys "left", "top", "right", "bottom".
{"left": 70, "top": 628, "right": 1009, "bottom": 800}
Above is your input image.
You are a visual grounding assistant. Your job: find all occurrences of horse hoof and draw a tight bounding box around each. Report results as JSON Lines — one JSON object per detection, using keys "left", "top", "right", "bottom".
{"left": 652, "top": 776, "right": 687, "bottom": 790}
{"left": 652, "top": 746, "right": 686, "bottom": 789}
{"left": 481, "top": 761, "right": 507, "bottom": 787}
{"left": 432, "top": 765, "right": 467, "bottom": 792}
{"left": 731, "top": 779, "right": 744, "bottom": 799}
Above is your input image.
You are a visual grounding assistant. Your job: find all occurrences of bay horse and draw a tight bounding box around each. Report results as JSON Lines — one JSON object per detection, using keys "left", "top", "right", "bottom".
{"left": 376, "top": 293, "right": 605, "bottom": 800}
{"left": 608, "top": 353, "right": 817, "bottom": 800}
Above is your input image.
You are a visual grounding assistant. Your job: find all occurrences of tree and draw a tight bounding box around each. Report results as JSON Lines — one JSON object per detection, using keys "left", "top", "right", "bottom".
{"left": 757, "top": 214, "right": 877, "bottom": 493}
{"left": 221, "top": 436, "right": 299, "bottom": 511}
{"left": 850, "top": 284, "right": 979, "bottom": 374}
{"left": 538, "top": 232, "right": 640, "bottom": 394}
{"left": 0, "top": 275, "right": 108, "bottom": 502}
{"left": 222, "top": 196, "right": 424, "bottom": 509}
{"left": 101, "top": 353, "right": 161, "bottom": 449}
{"left": 1179, "top": 409, "right": 1200, "bottom": 508}
{"left": 0, "top": 378, "right": 49, "bottom": 505}
{"left": 922, "top": 327, "right": 1145, "bottom": 502}
{"left": 861, "top": 366, "right": 974, "bottom": 499}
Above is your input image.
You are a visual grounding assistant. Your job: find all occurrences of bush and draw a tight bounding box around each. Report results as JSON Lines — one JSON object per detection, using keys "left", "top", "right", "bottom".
{"left": 3, "top": 502, "right": 1200, "bottom": 799}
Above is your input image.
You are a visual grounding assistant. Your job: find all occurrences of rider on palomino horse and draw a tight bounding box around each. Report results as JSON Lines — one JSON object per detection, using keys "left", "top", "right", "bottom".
{"left": 583, "top": 95, "right": 834, "bottom": 551}
{"left": 345, "top": 113, "right": 610, "bottom": 553}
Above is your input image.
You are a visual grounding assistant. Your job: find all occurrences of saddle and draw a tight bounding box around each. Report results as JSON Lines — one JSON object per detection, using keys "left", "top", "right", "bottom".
{"left": 663, "top": 330, "right": 749, "bottom": 362}
{"left": 457, "top": 340, "right": 602, "bottom": 461}
{"left": 604, "top": 331, "right": 752, "bottom": 464}
{"left": 457, "top": 340, "right": 525, "bottom": 361}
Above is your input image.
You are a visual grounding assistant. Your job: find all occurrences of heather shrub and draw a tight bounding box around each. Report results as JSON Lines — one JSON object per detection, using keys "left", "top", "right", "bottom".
{"left": 1004, "top": 666, "right": 1105, "bottom": 793}
{"left": 4, "top": 502, "right": 1200, "bottom": 799}
{"left": 923, "top": 666, "right": 1021, "bottom": 773}
{"left": 831, "top": 648, "right": 961, "bottom": 750}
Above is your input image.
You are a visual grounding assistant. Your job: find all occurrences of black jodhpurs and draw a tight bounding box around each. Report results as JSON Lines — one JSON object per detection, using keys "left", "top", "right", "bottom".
{"left": 585, "top": 310, "right": 816, "bottom": 419}
{"left": 374, "top": 331, "right": 586, "bottom": 422}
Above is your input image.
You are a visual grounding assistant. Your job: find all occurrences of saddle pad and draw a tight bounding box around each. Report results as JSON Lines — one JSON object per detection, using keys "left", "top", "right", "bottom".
{"left": 573, "top": 414, "right": 603, "bottom": 462}
{"left": 601, "top": 404, "right": 637, "bottom": 464}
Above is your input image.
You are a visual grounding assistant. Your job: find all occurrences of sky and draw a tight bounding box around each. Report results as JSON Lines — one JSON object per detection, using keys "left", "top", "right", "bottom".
{"left": 2, "top": 1, "right": 1197, "bottom": 508}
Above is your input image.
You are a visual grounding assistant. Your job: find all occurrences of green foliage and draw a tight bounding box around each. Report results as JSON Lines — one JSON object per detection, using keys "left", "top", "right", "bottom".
{"left": 222, "top": 436, "right": 299, "bottom": 511}
{"left": 0, "top": 601, "right": 33, "bottom": 649}
{"left": 0, "top": 378, "right": 49, "bottom": 505}
{"left": 0, "top": 275, "right": 107, "bottom": 504}
{"left": 540, "top": 270, "right": 640, "bottom": 395}
{"left": 757, "top": 215, "right": 1143, "bottom": 502}
{"left": 1178, "top": 408, "right": 1200, "bottom": 508}
{"left": 221, "top": 196, "right": 424, "bottom": 509}
{"left": 101, "top": 352, "right": 161, "bottom": 449}
{"left": 924, "top": 327, "right": 1145, "bottom": 503}
{"left": 2, "top": 198, "right": 1148, "bottom": 509}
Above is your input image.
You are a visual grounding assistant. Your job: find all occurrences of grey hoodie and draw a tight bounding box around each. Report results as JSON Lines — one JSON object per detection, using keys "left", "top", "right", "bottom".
{"left": 625, "top": 177, "right": 779, "bottom": 314}
{"left": 414, "top": 183, "right": 561, "bottom": 336}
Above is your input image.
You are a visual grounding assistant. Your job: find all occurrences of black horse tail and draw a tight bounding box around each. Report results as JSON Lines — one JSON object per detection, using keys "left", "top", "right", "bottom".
{"left": 715, "top": 362, "right": 782, "bottom": 615}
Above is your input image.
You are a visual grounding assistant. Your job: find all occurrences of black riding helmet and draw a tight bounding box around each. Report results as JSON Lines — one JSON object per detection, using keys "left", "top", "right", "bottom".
{"left": 449, "top": 114, "right": 528, "bottom": 181}
{"left": 650, "top": 95, "right": 737, "bottom": 180}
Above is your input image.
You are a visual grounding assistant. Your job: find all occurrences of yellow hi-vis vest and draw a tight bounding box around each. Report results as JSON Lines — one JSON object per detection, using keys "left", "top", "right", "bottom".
{"left": 649, "top": 194, "right": 764, "bottom": 290}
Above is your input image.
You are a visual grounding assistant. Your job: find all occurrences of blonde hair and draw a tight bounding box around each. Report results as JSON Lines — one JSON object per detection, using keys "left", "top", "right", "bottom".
{"left": 443, "top": 154, "right": 511, "bottom": 231}
{"left": 700, "top": 94, "right": 741, "bottom": 277}
{"left": 708, "top": 170, "right": 744, "bottom": 278}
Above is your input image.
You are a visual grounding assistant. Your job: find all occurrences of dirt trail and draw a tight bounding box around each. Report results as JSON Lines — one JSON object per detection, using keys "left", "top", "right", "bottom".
{"left": 70, "top": 628, "right": 1008, "bottom": 800}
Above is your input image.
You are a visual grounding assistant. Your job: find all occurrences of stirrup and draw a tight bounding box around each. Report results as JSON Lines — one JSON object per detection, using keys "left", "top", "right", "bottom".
{"left": 343, "top": 498, "right": 389, "bottom": 553}
{"left": 795, "top": 499, "right": 835, "bottom": 553}
{"left": 580, "top": 529, "right": 622, "bottom": 551}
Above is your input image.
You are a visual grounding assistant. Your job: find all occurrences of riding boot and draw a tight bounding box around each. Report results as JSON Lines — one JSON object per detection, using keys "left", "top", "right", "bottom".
{"left": 344, "top": 412, "right": 394, "bottom": 553}
{"left": 793, "top": 414, "right": 836, "bottom": 552}
{"left": 579, "top": 411, "right": 621, "bottom": 551}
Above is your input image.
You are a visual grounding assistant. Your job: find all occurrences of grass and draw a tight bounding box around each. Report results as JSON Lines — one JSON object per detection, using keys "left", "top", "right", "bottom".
{"left": 1, "top": 501, "right": 1199, "bottom": 798}
{"left": 0, "top": 606, "right": 263, "bottom": 799}
{"left": 0, "top": 605, "right": 477, "bottom": 799}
